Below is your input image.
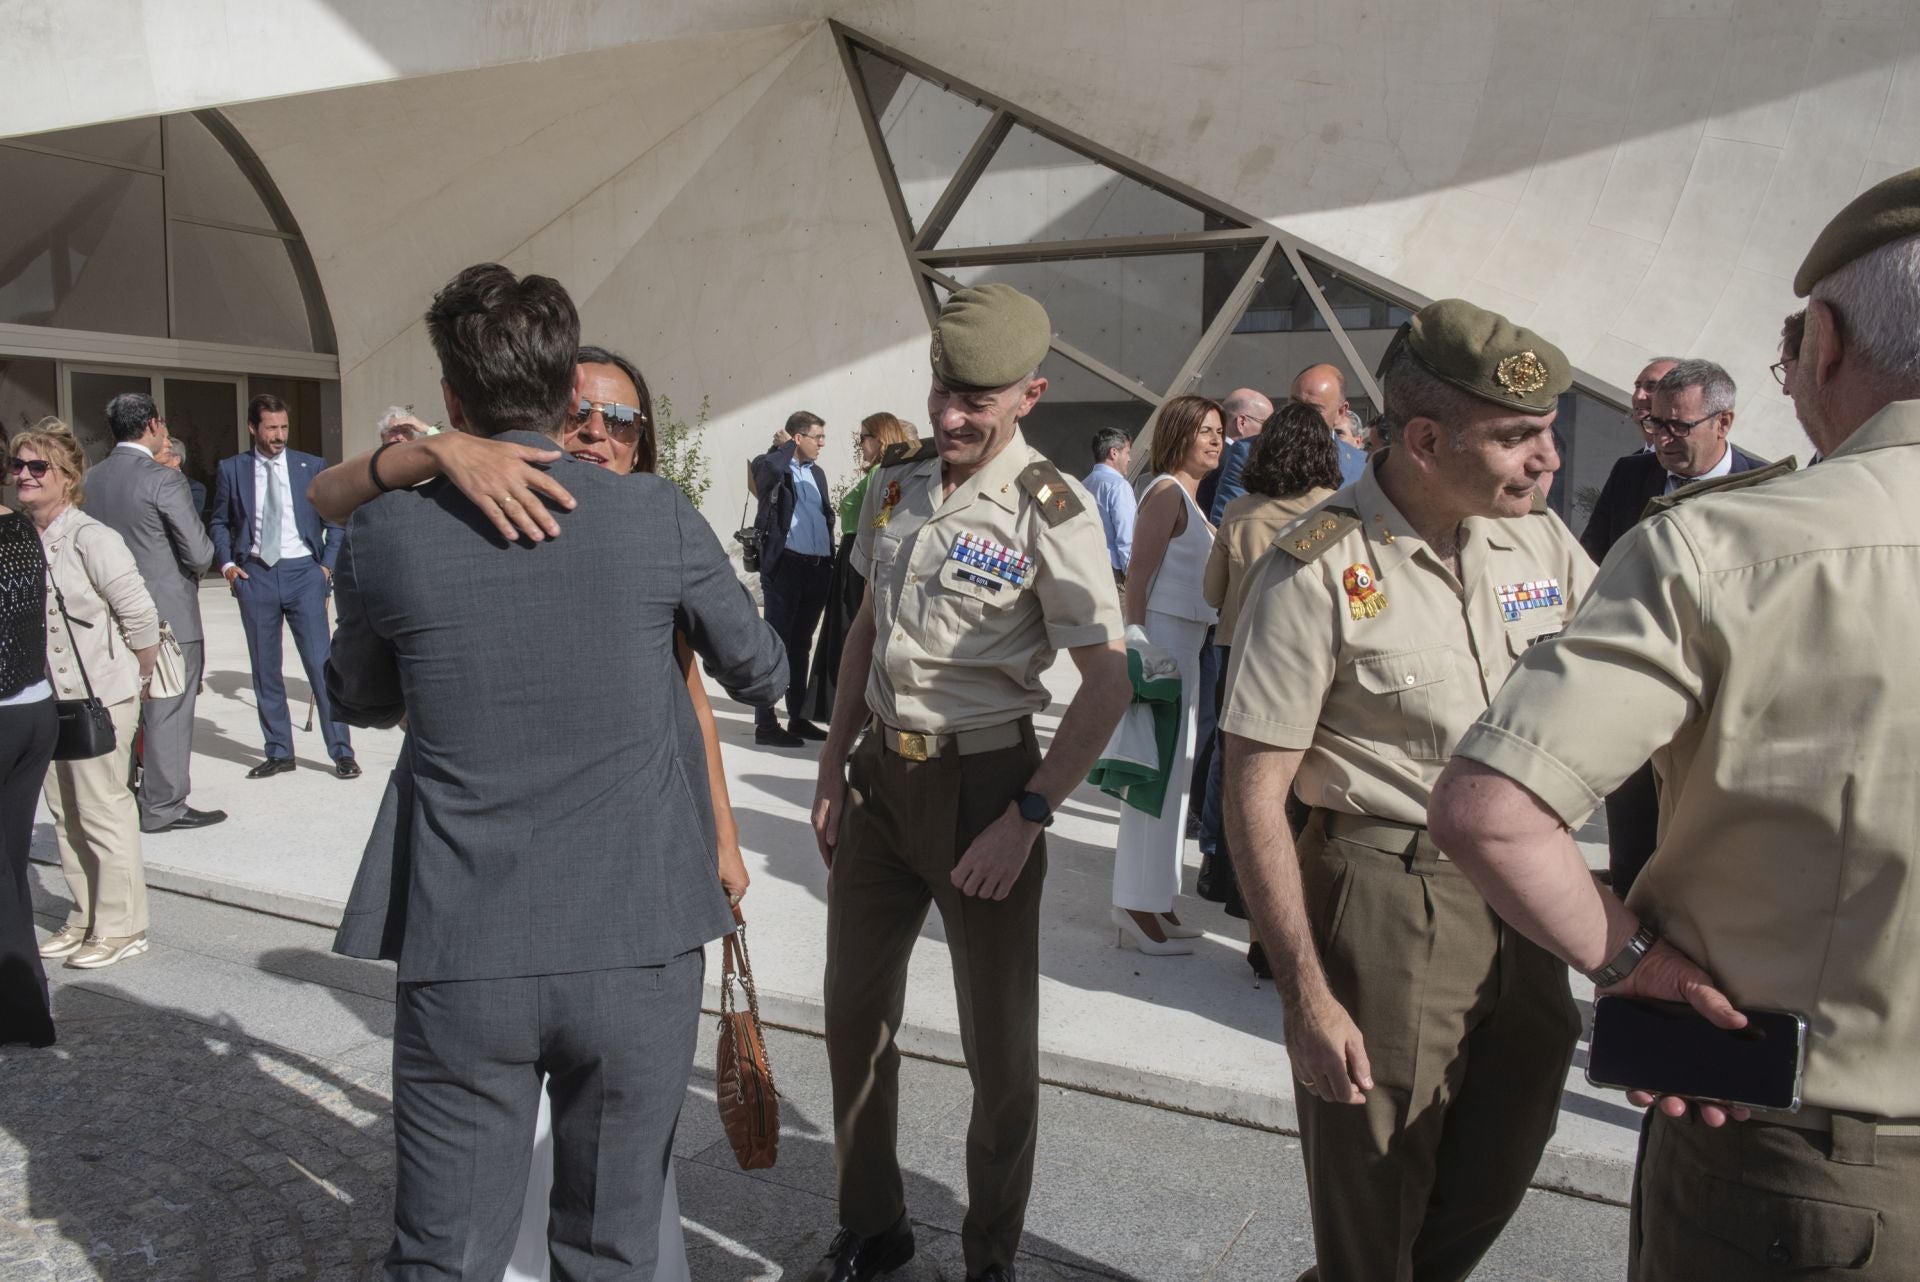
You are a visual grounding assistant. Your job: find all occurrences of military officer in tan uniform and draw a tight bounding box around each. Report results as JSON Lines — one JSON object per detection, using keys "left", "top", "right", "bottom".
{"left": 1219, "top": 299, "right": 1596, "bottom": 1282}
{"left": 806, "top": 283, "right": 1129, "bottom": 1282}
{"left": 1430, "top": 169, "right": 1920, "bottom": 1281}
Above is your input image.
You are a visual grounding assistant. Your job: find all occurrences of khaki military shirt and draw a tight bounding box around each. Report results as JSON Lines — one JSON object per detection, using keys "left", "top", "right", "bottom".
{"left": 1456, "top": 400, "right": 1920, "bottom": 1117}
{"left": 851, "top": 429, "right": 1123, "bottom": 734}
{"left": 1220, "top": 458, "right": 1596, "bottom": 827}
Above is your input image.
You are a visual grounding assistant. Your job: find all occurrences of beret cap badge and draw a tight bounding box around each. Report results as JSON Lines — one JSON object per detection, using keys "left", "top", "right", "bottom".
{"left": 1495, "top": 351, "right": 1549, "bottom": 396}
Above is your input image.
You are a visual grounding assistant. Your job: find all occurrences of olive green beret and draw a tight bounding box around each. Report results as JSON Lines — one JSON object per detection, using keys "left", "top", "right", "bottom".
{"left": 931, "top": 284, "right": 1053, "bottom": 390}
{"left": 1793, "top": 166, "right": 1920, "bottom": 297}
{"left": 1390, "top": 297, "right": 1572, "bottom": 414}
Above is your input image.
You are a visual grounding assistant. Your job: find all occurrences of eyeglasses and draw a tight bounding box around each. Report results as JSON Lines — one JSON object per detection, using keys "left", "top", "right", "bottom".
{"left": 7, "top": 458, "right": 51, "bottom": 479}
{"left": 1770, "top": 359, "right": 1795, "bottom": 387}
{"left": 570, "top": 399, "right": 647, "bottom": 444}
{"left": 1644, "top": 412, "right": 1723, "bottom": 438}
{"left": 798, "top": 432, "right": 827, "bottom": 443}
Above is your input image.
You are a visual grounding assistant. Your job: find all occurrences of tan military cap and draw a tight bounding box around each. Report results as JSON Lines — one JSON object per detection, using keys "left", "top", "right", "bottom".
{"left": 931, "top": 284, "right": 1052, "bottom": 390}
{"left": 1794, "top": 166, "right": 1920, "bottom": 297}
{"left": 1389, "top": 298, "right": 1571, "bottom": 414}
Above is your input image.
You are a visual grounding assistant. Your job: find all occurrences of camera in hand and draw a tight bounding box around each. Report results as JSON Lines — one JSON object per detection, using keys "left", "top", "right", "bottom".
{"left": 1587, "top": 996, "right": 1807, "bottom": 1112}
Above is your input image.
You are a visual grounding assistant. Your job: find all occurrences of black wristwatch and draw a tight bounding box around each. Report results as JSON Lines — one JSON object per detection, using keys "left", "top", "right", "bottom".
{"left": 1587, "top": 923, "right": 1658, "bottom": 988}
{"left": 1015, "top": 790, "right": 1054, "bottom": 828}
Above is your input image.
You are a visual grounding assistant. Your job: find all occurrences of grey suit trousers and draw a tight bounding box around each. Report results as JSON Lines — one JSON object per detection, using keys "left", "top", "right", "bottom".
{"left": 385, "top": 951, "right": 704, "bottom": 1281}
{"left": 137, "top": 639, "right": 203, "bottom": 829}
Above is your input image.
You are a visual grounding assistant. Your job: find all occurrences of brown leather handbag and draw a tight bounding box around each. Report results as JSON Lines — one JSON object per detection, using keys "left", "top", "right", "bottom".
{"left": 716, "top": 906, "right": 779, "bottom": 1169}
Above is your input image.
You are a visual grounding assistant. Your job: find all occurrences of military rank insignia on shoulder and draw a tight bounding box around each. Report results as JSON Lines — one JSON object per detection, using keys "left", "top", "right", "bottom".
{"left": 880, "top": 438, "right": 938, "bottom": 468}
{"left": 1277, "top": 508, "right": 1361, "bottom": 562}
{"left": 1018, "top": 462, "right": 1084, "bottom": 527}
{"left": 1641, "top": 457, "right": 1798, "bottom": 519}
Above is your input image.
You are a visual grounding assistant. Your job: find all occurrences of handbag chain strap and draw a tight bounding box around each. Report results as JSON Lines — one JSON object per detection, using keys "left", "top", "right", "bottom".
{"left": 46, "top": 572, "right": 101, "bottom": 704}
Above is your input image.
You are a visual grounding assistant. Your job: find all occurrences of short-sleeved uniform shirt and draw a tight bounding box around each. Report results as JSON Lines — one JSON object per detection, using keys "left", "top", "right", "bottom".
{"left": 1220, "top": 458, "right": 1596, "bottom": 827}
{"left": 851, "top": 429, "right": 1123, "bottom": 735}
{"left": 1455, "top": 401, "right": 1920, "bottom": 1117}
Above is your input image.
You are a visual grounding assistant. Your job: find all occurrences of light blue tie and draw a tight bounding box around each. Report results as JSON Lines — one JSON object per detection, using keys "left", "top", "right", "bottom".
{"left": 260, "top": 457, "right": 283, "bottom": 568}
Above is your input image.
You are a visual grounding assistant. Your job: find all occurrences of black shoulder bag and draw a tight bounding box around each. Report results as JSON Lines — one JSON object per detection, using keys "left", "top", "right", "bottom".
{"left": 48, "top": 576, "right": 116, "bottom": 761}
{"left": 733, "top": 497, "right": 764, "bottom": 574}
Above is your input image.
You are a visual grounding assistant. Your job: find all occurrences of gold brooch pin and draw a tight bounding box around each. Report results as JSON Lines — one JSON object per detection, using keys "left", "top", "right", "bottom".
{"left": 1495, "top": 350, "right": 1549, "bottom": 396}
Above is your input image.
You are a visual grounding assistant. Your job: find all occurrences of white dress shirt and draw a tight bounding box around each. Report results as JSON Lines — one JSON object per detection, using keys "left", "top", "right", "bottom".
{"left": 221, "top": 450, "right": 309, "bottom": 570}
{"left": 1664, "top": 444, "right": 1736, "bottom": 493}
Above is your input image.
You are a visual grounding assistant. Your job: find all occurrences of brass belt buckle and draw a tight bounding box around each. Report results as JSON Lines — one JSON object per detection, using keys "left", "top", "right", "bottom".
{"left": 896, "top": 731, "right": 929, "bottom": 761}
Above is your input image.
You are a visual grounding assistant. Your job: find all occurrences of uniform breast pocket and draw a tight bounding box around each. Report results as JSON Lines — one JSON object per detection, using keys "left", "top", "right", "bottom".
{"left": 1504, "top": 616, "right": 1564, "bottom": 659}
{"left": 1351, "top": 646, "right": 1456, "bottom": 760}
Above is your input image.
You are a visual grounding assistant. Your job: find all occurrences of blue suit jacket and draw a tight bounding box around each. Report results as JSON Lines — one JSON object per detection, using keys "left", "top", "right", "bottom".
{"left": 209, "top": 449, "right": 344, "bottom": 571}
{"left": 1578, "top": 444, "right": 1769, "bottom": 565}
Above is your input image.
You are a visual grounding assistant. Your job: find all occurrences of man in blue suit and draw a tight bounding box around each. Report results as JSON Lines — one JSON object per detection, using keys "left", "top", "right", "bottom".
{"left": 210, "top": 393, "right": 359, "bottom": 779}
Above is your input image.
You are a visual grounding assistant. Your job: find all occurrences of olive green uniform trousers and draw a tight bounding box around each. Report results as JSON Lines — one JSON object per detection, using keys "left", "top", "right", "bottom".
{"left": 1631, "top": 1110, "right": 1920, "bottom": 1278}
{"left": 825, "top": 724, "right": 1044, "bottom": 1277}
{"left": 1293, "top": 811, "right": 1580, "bottom": 1282}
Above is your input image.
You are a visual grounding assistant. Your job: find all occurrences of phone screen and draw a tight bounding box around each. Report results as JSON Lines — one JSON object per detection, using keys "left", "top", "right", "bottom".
{"left": 1587, "top": 997, "right": 1806, "bottom": 1111}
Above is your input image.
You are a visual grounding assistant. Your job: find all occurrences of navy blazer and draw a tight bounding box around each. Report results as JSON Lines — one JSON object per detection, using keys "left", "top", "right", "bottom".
{"left": 750, "top": 439, "right": 834, "bottom": 576}
{"left": 209, "top": 448, "right": 344, "bottom": 571}
{"left": 1579, "top": 444, "right": 1769, "bottom": 565}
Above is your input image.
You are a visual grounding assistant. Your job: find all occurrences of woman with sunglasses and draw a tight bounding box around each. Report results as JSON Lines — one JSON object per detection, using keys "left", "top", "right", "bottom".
{"left": 311, "top": 348, "right": 727, "bottom": 1282}
{"left": 10, "top": 423, "right": 160, "bottom": 973}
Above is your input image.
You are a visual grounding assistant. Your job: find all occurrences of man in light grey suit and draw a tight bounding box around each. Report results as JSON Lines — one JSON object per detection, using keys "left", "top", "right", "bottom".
{"left": 84, "top": 393, "right": 226, "bottom": 832}
{"left": 326, "top": 263, "right": 785, "bottom": 1280}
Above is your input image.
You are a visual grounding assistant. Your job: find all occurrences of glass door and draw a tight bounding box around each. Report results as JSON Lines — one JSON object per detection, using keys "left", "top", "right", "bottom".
{"left": 65, "top": 366, "right": 154, "bottom": 464}
{"left": 162, "top": 375, "right": 243, "bottom": 522}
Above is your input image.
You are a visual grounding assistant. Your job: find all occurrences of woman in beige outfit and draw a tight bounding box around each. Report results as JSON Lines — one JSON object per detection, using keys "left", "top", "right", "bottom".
{"left": 1202, "top": 400, "right": 1342, "bottom": 976}
{"left": 14, "top": 423, "right": 159, "bottom": 970}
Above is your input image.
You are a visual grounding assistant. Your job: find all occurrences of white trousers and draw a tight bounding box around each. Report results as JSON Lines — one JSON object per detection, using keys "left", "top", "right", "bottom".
{"left": 504, "top": 1082, "right": 691, "bottom": 1282}
{"left": 1112, "top": 611, "right": 1210, "bottom": 914}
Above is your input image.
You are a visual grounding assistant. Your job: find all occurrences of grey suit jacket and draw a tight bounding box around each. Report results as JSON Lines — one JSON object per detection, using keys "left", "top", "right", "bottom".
{"left": 326, "top": 434, "right": 786, "bottom": 983}
{"left": 82, "top": 444, "right": 216, "bottom": 643}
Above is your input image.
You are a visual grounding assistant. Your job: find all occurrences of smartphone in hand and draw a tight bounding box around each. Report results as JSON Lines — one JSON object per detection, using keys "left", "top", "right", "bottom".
{"left": 1587, "top": 996, "right": 1807, "bottom": 1112}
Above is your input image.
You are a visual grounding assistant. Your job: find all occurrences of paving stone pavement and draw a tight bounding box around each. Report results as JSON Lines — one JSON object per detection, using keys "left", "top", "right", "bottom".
{"left": 3, "top": 874, "right": 1631, "bottom": 1281}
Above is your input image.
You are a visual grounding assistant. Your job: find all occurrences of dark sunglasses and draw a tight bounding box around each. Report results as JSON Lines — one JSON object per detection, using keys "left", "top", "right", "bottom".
{"left": 570, "top": 399, "right": 647, "bottom": 444}
{"left": 7, "top": 458, "right": 51, "bottom": 478}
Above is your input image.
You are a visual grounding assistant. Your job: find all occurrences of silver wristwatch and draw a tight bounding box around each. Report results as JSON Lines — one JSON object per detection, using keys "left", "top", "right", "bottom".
{"left": 1587, "top": 924, "right": 1658, "bottom": 989}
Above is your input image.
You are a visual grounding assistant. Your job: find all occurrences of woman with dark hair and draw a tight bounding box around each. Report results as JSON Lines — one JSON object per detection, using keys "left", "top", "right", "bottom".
{"left": 1111, "top": 394, "right": 1223, "bottom": 955}
{"left": 1202, "top": 400, "right": 1343, "bottom": 976}
{"left": 801, "top": 411, "right": 915, "bottom": 723}
{"left": 0, "top": 490, "right": 56, "bottom": 1046}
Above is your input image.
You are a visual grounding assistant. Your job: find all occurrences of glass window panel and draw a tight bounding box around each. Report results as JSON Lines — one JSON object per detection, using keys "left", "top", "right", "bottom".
{"left": 27, "top": 119, "right": 162, "bottom": 168}
{"left": 163, "top": 114, "right": 280, "bottom": 231}
{"left": 0, "top": 148, "right": 167, "bottom": 336}
{"left": 0, "top": 357, "right": 59, "bottom": 443}
{"left": 1018, "top": 350, "right": 1156, "bottom": 472}
{"left": 941, "top": 123, "right": 1224, "bottom": 248}
{"left": 949, "top": 245, "right": 1259, "bottom": 396}
{"left": 1300, "top": 256, "right": 1414, "bottom": 381}
{"left": 161, "top": 378, "right": 240, "bottom": 515}
{"left": 171, "top": 222, "right": 313, "bottom": 351}
{"left": 852, "top": 47, "right": 995, "bottom": 235}
{"left": 1187, "top": 251, "right": 1381, "bottom": 423}
{"left": 67, "top": 370, "right": 153, "bottom": 464}
{"left": 1556, "top": 388, "right": 1638, "bottom": 532}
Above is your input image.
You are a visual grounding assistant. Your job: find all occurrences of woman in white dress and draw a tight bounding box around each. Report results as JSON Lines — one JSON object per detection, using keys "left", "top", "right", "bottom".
{"left": 1111, "top": 395, "right": 1223, "bottom": 955}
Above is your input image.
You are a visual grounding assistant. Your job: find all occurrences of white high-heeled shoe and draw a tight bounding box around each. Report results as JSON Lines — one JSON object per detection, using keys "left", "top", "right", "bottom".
{"left": 1156, "top": 912, "right": 1203, "bottom": 939}
{"left": 1112, "top": 907, "right": 1194, "bottom": 956}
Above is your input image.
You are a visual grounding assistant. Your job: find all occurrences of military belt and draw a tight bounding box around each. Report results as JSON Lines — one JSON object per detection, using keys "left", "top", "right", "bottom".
{"left": 1317, "top": 810, "right": 1450, "bottom": 861}
{"left": 872, "top": 717, "right": 1026, "bottom": 761}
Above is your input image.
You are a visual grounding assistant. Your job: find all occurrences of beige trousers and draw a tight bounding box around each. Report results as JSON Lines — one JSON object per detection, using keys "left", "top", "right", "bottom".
{"left": 43, "top": 696, "right": 148, "bottom": 938}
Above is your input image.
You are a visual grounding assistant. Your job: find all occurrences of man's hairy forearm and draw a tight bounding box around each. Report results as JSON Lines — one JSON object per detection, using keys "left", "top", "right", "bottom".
{"left": 1025, "top": 643, "right": 1128, "bottom": 806}
{"left": 1224, "top": 736, "right": 1334, "bottom": 1012}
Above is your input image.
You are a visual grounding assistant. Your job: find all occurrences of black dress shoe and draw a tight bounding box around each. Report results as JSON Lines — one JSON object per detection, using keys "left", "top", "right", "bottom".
{"left": 144, "top": 807, "right": 228, "bottom": 833}
{"left": 335, "top": 757, "right": 363, "bottom": 779}
{"left": 805, "top": 1213, "right": 914, "bottom": 1281}
{"left": 756, "top": 725, "right": 806, "bottom": 748}
{"left": 788, "top": 719, "right": 829, "bottom": 742}
{"left": 1247, "top": 940, "right": 1272, "bottom": 980}
{"left": 247, "top": 757, "right": 295, "bottom": 779}
{"left": 969, "top": 1268, "right": 1014, "bottom": 1282}
{"left": 1195, "top": 854, "right": 1227, "bottom": 903}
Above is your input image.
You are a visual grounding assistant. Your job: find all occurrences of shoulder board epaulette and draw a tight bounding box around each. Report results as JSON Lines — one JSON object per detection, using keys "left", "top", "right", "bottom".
{"left": 1276, "top": 507, "right": 1361, "bottom": 562}
{"left": 880, "top": 438, "right": 938, "bottom": 468}
{"left": 1018, "top": 461, "right": 1084, "bottom": 527}
{"left": 1640, "top": 457, "right": 1797, "bottom": 520}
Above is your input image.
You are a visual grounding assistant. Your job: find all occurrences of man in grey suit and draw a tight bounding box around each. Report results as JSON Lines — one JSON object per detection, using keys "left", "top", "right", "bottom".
{"left": 85, "top": 393, "right": 226, "bottom": 832}
{"left": 326, "top": 263, "right": 785, "bottom": 1280}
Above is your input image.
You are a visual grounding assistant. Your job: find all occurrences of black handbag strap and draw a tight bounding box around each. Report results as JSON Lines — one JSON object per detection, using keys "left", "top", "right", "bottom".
{"left": 46, "top": 571, "right": 101, "bottom": 704}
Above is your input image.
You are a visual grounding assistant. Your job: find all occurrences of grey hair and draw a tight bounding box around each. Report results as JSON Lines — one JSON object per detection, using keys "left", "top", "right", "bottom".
{"left": 166, "top": 437, "right": 187, "bottom": 466}
{"left": 377, "top": 406, "right": 414, "bottom": 432}
{"left": 1655, "top": 359, "right": 1737, "bottom": 415}
{"left": 1089, "top": 426, "right": 1130, "bottom": 464}
{"left": 1376, "top": 342, "right": 1485, "bottom": 445}
{"left": 1810, "top": 233, "right": 1920, "bottom": 382}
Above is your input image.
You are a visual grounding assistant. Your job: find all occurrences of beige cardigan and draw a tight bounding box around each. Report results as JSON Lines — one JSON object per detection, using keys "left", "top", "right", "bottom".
{"left": 1203, "top": 487, "right": 1337, "bottom": 643}
{"left": 41, "top": 507, "right": 160, "bottom": 706}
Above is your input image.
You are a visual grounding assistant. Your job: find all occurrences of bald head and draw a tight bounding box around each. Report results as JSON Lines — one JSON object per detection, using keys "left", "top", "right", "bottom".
{"left": 1219, "top": 387, "right": 1275, "bottom": 442}
{"left": 1291, "top": 364, "right": 1349, "bottom": 431}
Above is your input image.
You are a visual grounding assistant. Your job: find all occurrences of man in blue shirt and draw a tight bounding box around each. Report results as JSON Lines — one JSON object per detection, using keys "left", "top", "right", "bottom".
{"left": 749, "top": 410, "right": 835, "bottom": 747}
{"left": 1082, "top": 427, "right": 1136, "bottom": 592}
